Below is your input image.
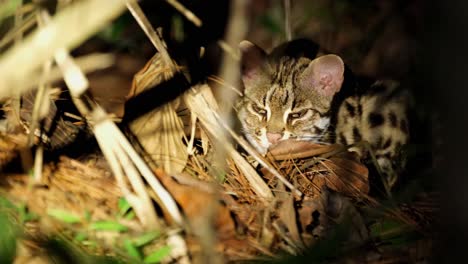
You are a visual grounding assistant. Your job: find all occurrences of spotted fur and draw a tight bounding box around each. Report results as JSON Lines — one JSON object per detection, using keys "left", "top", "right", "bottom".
{"left": 236, "top": 39, "right": 409, "bottom": 187}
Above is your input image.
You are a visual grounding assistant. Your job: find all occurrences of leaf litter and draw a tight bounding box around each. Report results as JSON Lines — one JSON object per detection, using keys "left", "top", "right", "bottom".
{"left": 0, "top": 1, "right": 436, "bottom": 263}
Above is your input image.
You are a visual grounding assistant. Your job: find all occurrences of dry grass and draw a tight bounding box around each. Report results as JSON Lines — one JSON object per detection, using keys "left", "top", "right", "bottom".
{"left": 0, "top": 0, "right": 436, "bottom": 263}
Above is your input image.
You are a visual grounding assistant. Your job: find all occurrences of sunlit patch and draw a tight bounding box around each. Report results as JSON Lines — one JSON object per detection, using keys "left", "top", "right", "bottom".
{"left": 283, "top": 108, "right": 291, "bottom": 124}
{"left": 315, "top": 117, "right": 330, "bottom": 131}
{"left": 265, "top": 104, "right": 272, "bottom": 121}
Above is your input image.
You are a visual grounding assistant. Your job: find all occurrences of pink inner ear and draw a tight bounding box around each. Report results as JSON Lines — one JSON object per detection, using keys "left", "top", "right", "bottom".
{"left": 239, "top": 40, "right": 268, "bottom": 85}
{"left": 302, "top": 54, "right": 345, "bottom": 97}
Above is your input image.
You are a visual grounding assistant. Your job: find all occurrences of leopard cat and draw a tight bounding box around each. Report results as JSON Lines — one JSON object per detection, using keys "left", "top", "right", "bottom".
{"left": 236, "top": 39, "right": 409, "bottom": 188}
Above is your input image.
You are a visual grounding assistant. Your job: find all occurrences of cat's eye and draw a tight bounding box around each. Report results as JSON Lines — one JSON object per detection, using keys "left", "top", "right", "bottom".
{"left": 251, "top": 104, "right": 267, "bottom": 115}
{"left": 289, "top": 109, "right": 309, "bottom": 119}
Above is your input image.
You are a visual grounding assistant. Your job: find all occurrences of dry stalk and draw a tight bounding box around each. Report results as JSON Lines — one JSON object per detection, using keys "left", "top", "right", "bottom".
{"left": 126, "top": 0, "right": 191, "bottom": 175}
{"left": 36, "top": 9, "right": 186, "bottom": 230}
{"left": 0, "top": 0, "right": 127, "bottom": 99}
{"left": 0, "top": 11, "right": 36, "bottom": 50}
{"left": 211, "top": 0, "right": 248, "bottom": 196}
{"left": 184, "top": 85, "right": 274, "bottom": 200}
{"left": 30, "top": 53, "right": 115, "bottom": 91}
{"left": 217, "top": 0, "right": 248, "bottom": 115}
{"left": 125, "top": 0, "right": 174, "bottom": 71}
{"left": 166, "top": 0, "right": 202, "bottom": 27}
{"left": 284, "top": 0, "right": 292, "bottom": 41}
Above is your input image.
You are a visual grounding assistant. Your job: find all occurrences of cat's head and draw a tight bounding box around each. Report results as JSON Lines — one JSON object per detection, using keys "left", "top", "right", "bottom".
{"left": 237, "top": 40, "right": 345, "bottom": 154}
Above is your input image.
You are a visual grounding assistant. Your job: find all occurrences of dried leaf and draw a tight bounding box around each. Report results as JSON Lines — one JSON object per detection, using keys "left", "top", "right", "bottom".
{"left": 267, "top": 140, "right": 369, "bottom": 196}
{"left": 268, "top": 140, "right": 340, "bottom": 160}
{"left": 320, "top": 156, "right": 369, "bottom": 196}
{"left": 277, "top": 195, "right": 305, "bottom": 249}
{"left": 154, "top": 169, "right": 236, "bottom": 238}
{"left": 129, "top": 53, "right": 188, "bottom": 173}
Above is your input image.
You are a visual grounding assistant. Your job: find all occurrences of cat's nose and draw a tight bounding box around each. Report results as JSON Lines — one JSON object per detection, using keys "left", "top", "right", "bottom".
{"left": 267, "top": 132, "right": 282, "bottom": 144}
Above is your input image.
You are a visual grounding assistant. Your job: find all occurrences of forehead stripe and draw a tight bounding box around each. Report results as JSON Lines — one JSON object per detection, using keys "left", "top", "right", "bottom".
{"left": 283, "top": 89, "right": 289, "bottom": 104}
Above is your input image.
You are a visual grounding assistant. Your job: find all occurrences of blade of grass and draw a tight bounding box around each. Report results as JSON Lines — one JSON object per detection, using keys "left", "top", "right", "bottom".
{"left": 47, "top": 209, "right": 81, "bottom": 224}
{"left": 144, "top": 245, "right": 171, "bottom": 264}
{"left": 89, "top": 220, "right": 128, "bottom": 232}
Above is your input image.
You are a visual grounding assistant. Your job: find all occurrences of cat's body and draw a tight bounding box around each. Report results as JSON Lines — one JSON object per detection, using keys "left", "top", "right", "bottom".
{"left": 236, "top": 39, "right": 409, "bottom": 187}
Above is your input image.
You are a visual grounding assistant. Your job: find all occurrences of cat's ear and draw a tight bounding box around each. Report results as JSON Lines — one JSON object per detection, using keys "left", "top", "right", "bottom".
{"left": 301, "top": 54, "right": 345, "bottom": 97}
{"left": 239, "top": 41, "right": 268, "bottom": 87}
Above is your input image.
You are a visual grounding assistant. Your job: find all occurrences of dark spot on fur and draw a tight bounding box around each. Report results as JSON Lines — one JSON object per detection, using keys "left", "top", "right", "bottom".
{"left": 388, "top": 112, "right": 397, "bottom": 127}
{"left": 357, "top": 103, "right": 363, "bottom": 116}
{"left": 305, "top": 210, "right": 321, "bottom": 233}
{"left": 345, "top": 102, "right": 355, "bottom": 117}
{"left": 353, "top": 127, "right": 362, "bottom": 142}
{"left": 368, "top": 112, "right": 384, "bottom": 127}
{"left": 382, "top": 138, "right": 392, "bottom": 149}
{"left": 339, "top": 133, "right": 347, "bottom": 145}
{"left": 314, "top": 126, "right": 324, "bottom": 134}
{"left": 400, "top": 119, "right": 408, "bottom": 133}
{"left": 283, "top": 89, "right": 290, "bottom": 104}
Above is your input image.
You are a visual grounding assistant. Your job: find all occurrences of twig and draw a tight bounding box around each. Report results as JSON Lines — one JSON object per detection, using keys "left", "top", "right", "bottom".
{"left": 126, "top": 0, "right": 175, "bottom": 71}
{"left": 217, "top": 0, "right": 248, "bottom": 114}
{"left": 284, "top": 0, "right": 292, "bottom": 41}
{"left": 214, "top": 0, "right": 249, "bottom": 182}
{"left": 32, "top": 144, "right": 44, "bottom": 182}
{"left": 216, "top": 40, "right": 240, "bottom": 61}
{"left": 37, "top": 9, "right": 185, "bottom": 229}
{"left": 0, "top": 10, "right": 37, "bottom": 49}
{"left": 5, "top": 0, "right": 30, "bottom": 129}
{"left": 207, "top": 75, "right": 243, "bottom": 96}
{"left": 166, "top": 0, "right": 202, "bottom": 27}
{"left": 184, "top": 85, "right": 274, "bottom": 200}
{"left": 0, "top": 0, "right": 127, "bottom": 99}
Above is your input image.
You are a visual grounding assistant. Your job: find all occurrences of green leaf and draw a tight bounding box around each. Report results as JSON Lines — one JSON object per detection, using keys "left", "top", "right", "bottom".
{"left": 82, "top": 240, "right": 98, "bottom": 248}
{"left": 84, "top": 210, "right": 92, "bottom": 222}
{"left": 0, "top": 211, "right": 18, "bottom": 263}
{"left": 125, "top": 211, "right": 136, "bottom": 220}
{"left": 171, "top": 14, "right": 185, "bottom": 42}
{"left": 0, "top": 197, "right": 16, "bottom": 210}
{"left": 47, "top": 209, "right": 81, "bottom": 224}
{"left": 118, "top": 197, "right": 131, "bottom": 216}
{"left": 123, "top": 239, "right": 141, "bottom": 260}
{"left": 259, "top": 14, "right": 282, "bottom": 34}
{"left": 132, "top": 231, "right": 160, "bottom": 247}
{"left": 89, "top": 221, "right": 128, "bottom": 232}
{"left": 144, "top": 245, "right": 171, "bottom": 264}
{"left": 74, "top": 232, "right": 87, "bottom": 242}
{"left": 370, "top": 219, "right": 400, "bottom": 236}
{"left": 97, "top": 14, "right": 130, "bottom": 43}
{"left": 18, "top": 203, "right": 38, "bottom": 223}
